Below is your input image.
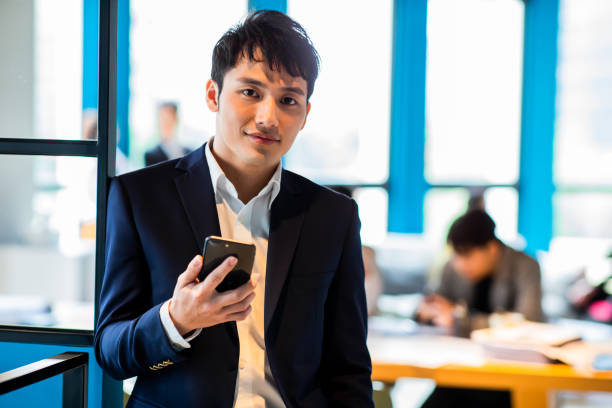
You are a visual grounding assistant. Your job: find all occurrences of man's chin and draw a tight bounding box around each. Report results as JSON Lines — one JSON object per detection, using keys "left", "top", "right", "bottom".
{"left": 240, "top": 152, "right": 279, "bottom": 169}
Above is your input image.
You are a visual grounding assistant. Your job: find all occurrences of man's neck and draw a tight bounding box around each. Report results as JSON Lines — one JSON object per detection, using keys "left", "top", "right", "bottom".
{"left": 209, "top": 139, "right": 278, "bottom": 204}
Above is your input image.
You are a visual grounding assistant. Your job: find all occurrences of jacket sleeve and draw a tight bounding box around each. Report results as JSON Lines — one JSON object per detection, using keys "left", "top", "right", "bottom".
{"left": 514, "top": 257, "right": 544, "bottom": 322}
{"left": 94, "top": 178, "right": 190, "bottom": 380}
{"left": 436, "top": 261, "right": 459, "bottom": 302}
{"left": 320, "top": 199, "right": 374, "bottom": 407}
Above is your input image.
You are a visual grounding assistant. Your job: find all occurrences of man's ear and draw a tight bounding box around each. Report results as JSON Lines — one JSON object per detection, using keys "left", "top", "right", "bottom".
{"left": 205, "top": 79, "right": 220, "bottom": 112}
{"left": 300, "top": 102, "right": 311, "bottom": 130}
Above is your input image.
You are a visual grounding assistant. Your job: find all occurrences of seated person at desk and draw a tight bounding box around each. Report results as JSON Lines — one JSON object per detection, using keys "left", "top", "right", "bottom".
{"left": 418, "top": 209, "right": 543, "bottom": 330}
{"left": 417, "top": 210, "right": 543, "bottom": 408}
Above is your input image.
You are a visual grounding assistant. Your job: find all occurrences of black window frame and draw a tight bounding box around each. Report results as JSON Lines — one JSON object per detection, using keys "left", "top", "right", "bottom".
{"left": 0, "top": 0, "right": 117, "bottom": 346}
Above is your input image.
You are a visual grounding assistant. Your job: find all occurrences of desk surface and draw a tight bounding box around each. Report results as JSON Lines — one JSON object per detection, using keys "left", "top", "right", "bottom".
{"left": 369, "top": 333, "right": 612, "bottom": 408}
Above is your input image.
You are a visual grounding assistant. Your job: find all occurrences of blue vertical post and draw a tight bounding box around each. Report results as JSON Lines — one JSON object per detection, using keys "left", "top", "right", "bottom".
{"left": 388, "top": 0, "right": 428, "bottom": 233}
{"left": 83, "top": 0, "right": 98, "bottom": 110}
{"left": 519, "top": 0, "right": 559, "bottom": 255}
{"left": 83, "top": 0, "right": 129, "bottom": 156}
{"left": 249, "top": 0, "right": 287, "bottom": 13}
{"left": 117, "top": 0, "right": 130, "bottom": 156}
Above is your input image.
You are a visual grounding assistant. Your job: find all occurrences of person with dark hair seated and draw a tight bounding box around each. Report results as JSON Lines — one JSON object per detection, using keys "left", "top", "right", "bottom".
{"left": 418, "top": 209, "right": 543, "bottom": 329}
{"left": 417, "top": 209, "right": 543, "bottom": 407}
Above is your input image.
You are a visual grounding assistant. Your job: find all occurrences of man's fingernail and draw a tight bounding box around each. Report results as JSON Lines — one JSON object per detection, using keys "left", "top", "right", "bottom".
{"left": 194, "top": 255, "right": 202, "bottom": 266}
{"left": 252, "top": 273, "right": 261, "bottom": 284}
{"left": 228, "top": 256, "right": 237, "bottom": 266}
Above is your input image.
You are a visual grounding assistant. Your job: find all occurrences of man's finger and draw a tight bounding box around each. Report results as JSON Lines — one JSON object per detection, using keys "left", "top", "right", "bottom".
{"left": 176, "top": 255, "right": 203, "bottom": 288}
{"left": 199, "top": 256, "right": 237, "bottom": 294}
{"left": 221, "top": 292, "right": 256, "bottom": 315}
{"left": 213, "top": 273, "right": 259, "bottom": 307}
{"left": 225, "top": 305, "right": 252, "bottom": 322}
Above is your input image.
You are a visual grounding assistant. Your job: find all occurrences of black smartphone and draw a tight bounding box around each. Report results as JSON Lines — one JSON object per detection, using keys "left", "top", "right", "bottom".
{"left": 199, "top": 236, "right": 256, "bottom": 292}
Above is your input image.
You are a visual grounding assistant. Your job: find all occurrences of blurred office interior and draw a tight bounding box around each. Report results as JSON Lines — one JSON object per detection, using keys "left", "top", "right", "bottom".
{"left": 1, "top": 0, "right": 611, "bottom": 407}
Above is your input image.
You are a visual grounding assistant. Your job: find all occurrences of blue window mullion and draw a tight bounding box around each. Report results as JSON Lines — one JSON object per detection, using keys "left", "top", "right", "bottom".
{"left": 388, "top": 0, "right": 428, "bottom": 233}
{"left": 249, "top": 0, "right": 287, "bottom": 13}
{"left": 518, "top": 0, "right": 559, "bottom": 255}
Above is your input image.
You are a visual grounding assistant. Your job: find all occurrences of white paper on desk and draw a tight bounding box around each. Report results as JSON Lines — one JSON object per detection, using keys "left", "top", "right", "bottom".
{"left": 471, "top": 322, "right": 581, "bottom": 347}
{"left": 368, "top": 334, "right": 486, "bottom": 368}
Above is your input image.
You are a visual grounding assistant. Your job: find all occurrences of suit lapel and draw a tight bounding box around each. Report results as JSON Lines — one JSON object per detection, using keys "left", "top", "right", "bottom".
{"left": 173, "top": 144, "right": 221, "bottom": 251}
{"left": 265, "top": 171, "right": 306, "bottom": 331}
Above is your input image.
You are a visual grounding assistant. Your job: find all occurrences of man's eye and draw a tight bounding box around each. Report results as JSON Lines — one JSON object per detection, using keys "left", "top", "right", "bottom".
{"left": 281, "top": 96, "right": 297, "bottom": 105}
{"left": 242, "top": 89, "right": 257, "bottom": 97}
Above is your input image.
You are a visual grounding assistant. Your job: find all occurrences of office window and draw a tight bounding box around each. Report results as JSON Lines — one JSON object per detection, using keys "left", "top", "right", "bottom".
{"left": 424, "top": 0, "right": 523, "bottom": 245}
{"left": 425, "top": 187, "right": 519, "bottom": 247}
{"left": 0, "top": 0, "right": 88, "bottom": 140}
{"left": 353, "top": 188, "right": 389, "bottom": 246}
{"left": 425, "top": 0, "right": 523, "bottom": 184}
{"left": 425, "top": 188, "right": 470, "bottom": 246}
{"left": 285, "top": 0, "right": 392, "bottom": 185}
{"left": 554, "top": 0, "right": 612, "bottom": 239}
{"left": 0, "top": 155, "right": 96, "bottom": 329}
{"left": 128, "top": 0, "right": 247, "bottom": 167}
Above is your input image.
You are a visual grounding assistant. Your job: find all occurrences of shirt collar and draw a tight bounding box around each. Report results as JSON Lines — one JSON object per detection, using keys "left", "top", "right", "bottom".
{"left": 205, "top": 138, "right": 282, "bottom": 210}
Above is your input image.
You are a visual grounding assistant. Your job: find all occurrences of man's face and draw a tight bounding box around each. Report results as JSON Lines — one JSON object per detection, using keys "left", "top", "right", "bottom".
{"left": 205, "top": 54, "right": 310, "bottom": 171}
{"left": 451, "top": 242, "right": 497, "bottom": 282}
{"left": 159, "top": 106, "right": 178, "bottom": 141}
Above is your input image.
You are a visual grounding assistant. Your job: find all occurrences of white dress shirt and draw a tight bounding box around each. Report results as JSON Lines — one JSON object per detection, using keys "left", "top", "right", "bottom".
{"left": 159, "top": 139, "right": 285, "bottom": 408}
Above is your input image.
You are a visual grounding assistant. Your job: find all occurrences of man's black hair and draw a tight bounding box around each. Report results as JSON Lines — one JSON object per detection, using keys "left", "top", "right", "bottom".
{"left": 447, "top": 210, "right": 498, "bottom": 254}
{"left": 211, "top": 10, "right": 320, "bottom": 100}
{"left": 159, "top": 101, "right": 178, "bottom": 115}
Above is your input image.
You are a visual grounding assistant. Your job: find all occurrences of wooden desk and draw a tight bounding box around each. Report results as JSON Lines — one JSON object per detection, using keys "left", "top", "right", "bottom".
{"left": 369, "top": 334, "right": 612, "bottom": 408}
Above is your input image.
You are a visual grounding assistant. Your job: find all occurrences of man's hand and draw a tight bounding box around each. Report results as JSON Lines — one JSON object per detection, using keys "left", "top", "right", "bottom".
{"left": 168, "top": 255, "right": 259, "bottom": 335}
{"left": 416, "top": 294, "right": 455, "bottom": 328}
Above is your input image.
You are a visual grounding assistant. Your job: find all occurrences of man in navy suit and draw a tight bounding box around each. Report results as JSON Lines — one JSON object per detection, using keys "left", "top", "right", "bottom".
{"left": 94, "top": 10, "right": 373, "bottom": 408}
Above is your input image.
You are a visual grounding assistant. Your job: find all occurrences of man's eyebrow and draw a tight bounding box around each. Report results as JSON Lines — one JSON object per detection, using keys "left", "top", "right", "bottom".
{"left": 237, "top": 77, "right": 306, "bottom": 96}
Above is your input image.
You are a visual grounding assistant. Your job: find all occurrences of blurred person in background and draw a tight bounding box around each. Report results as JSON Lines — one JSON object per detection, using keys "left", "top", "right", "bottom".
{"left": 417, "top": 209, "right": 543, "bottom": 330}
{"left": 144, "top": 101, "right": 190, "bottom": 166}
{"left": 417, "top": 209, "right": 543, "bottom": 408}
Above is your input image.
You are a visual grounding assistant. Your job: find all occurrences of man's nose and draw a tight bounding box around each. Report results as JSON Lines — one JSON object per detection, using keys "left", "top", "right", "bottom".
{"left": 255, "top": 96, "right": 279, "bottom": 130}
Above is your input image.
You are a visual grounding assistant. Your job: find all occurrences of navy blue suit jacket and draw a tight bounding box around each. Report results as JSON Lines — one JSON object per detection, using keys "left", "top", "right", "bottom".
{"left": 144, "top": 144, "right": 190, "bottom": 166}
{"left": 94, "top": 144, "right": 373, "bottom": 408}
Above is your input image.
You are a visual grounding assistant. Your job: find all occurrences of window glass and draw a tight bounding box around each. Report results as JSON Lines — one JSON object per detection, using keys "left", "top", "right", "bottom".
{"left": 285, "top": 0, "right": 392, "bottom": 184}
{"left": 555, "top": 0, "right": 612, "bottom": 185}
{"left": 424, "top": 188, "right": 469, "bottom": 246}
{"left": 424, "top": 187, "right": 519, "bottom": 247}
{"left": 484, "top": 187, "right": 519, "bottom": 245}
{"left": 128, "top": 0, "right": 247, "bottom": 168}
{"left": 554, "top": 192, "right": 612, "bottom": 238}
{"left": 353, "top": 187, "right": 388, "bottom": 246}
{"left": 425, "top": 0, "right": 524, "bottom": 184}
{"left": 0, "top": 0, "right": 92, "bottom": 140}
{"left": 0, "top": 155, "right": 96, "bottom": 330}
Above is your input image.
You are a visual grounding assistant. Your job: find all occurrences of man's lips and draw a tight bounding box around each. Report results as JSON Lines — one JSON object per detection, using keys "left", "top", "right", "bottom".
{"left": 246, "top": 132, "right": 280, "bottom": 145}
